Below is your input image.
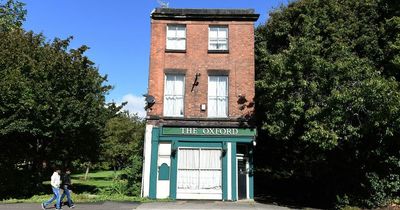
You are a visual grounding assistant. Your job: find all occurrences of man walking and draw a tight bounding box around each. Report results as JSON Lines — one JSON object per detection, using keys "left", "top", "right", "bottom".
{"left": 60, "top": 169, "right": 75, "bottom": 208}
{"left": 41, "top": 167, "right": 62, "bottom": 210}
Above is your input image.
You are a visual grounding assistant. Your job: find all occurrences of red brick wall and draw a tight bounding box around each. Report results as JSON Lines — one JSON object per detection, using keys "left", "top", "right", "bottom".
{"left": 147, "top": 19, "right": 255, "bottom": 121}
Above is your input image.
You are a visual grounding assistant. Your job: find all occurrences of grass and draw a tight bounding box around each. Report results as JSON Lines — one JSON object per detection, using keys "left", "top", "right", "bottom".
{"left": 70, "top": 170, "right": 122, "bottom": 188}
{"left": 2, "top": 170, "right": 153, "bottom": 204}
{"left": 1, "top": 193, "right": 150, "bottom": 204}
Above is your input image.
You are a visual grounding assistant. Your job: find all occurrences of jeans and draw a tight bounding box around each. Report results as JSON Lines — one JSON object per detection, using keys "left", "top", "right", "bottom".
{"left": 60, "top": 185, "right": 74, "bottom": 207}
{"left": 43, "top": 187, "right": 61, "bottom": 209}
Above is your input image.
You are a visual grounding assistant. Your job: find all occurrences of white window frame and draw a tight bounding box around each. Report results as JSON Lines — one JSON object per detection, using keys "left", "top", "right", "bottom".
{"left": 163, "top": 74, "right": 185, "bottom": 117}
{"left": 208, "top": 75, "right": 229, "bottom": 118}
{"left": 166, "top": 24, "right": 186, "bottom": 50}
{"left": 208, "top": 26, "right": 229, "bottom": 51}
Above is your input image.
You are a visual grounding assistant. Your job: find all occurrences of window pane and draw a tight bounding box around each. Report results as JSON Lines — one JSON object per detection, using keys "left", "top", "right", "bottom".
{"left": 218, "top": 27, "right": 228, "bottom": 38}
{"left": 200, "top": 149, "right": 221, "bottom": 169}
{"left": 165, "top": 75, "right": 175, "bottom": 95}
{"left": 176, "top": 27, "right": 186, "bottom": 38}
{"left": 164, "top": 97, "right": 174, "bottom": 116}
{"left": 208, "top": 76, "right": 218, "bottom": 97}
{"left": 209, "top": 27, "right": 218, "bottom": 39}
{"left": 177, "top": 169, "right": 199, "bottom": 190}
{"left": 178, "top": 148, "right": 199, "bottom": 169}
{"left": 175, "top": 97, "right": 184, "bottom": 116}
{"left": 218, "top": 44, "right": 228, "bottom": 50}
{"left": 174, "top": 75, "right": 184, "bottom": 95}
{"left": 167, "top": 26, "right": 176, "bottom": 38}
{"left": 217, "top": 76, "right": 227, "bottom": 96}
{"left": 176, "top": 39, "right": 186, "bottom": 50}
{"left": 199, "top": 170, "right": 221, "bottom": 190}
{"left": 217, "top": 97, "right": 227, "bottom": 117}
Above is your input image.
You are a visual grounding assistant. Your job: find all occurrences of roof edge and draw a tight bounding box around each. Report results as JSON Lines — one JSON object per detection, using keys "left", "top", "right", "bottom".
{"left": 151, "top": 8, "right": 260, "bottom": 21}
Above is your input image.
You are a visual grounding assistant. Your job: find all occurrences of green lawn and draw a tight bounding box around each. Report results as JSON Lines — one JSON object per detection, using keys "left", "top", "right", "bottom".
{"left": 70, "top": 170, "right": 122, "bottom": 188}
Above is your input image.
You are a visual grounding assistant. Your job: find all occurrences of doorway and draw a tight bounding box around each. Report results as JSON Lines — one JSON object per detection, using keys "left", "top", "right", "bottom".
{"left": 237, "top": 156, "right": 248, "bottom": 200}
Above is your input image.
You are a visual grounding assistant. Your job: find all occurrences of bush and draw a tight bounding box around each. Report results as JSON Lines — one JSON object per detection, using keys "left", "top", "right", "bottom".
{"left": 101, "top": 155, "right": 142, "bottom": 196}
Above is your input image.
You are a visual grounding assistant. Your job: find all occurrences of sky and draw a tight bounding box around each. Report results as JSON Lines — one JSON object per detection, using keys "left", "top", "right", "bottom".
{"left": 21, "top": 0, "right": 287, "bottom": 117}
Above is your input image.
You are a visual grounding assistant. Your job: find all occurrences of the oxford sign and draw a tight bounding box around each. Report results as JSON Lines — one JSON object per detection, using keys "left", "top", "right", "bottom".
{"left": 162, "top": 127, "right": 256, "bottom": 136}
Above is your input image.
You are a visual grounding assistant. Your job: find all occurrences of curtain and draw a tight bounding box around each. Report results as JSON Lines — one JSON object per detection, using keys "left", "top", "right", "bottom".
{"left": 177, "top": 148, "right": 222, "bottom": 191}
{"left": 177, "top": 149, "right": 199, "bottom": 190}
{"left": 208, "top": 76, "right": 228, "bottom": 117}
{"left": 164, "top": 75, "right": 184, "bottom": 117}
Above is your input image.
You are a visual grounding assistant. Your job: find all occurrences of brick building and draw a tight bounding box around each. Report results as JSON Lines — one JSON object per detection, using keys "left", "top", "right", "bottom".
{"left": 141, "top": 8, "right": 259, "bottom": 201}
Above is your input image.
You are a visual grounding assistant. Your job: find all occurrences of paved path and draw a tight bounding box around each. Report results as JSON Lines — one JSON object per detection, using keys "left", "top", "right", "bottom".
{"left": 0, "top": 201, "right": 292, "bottom": 210}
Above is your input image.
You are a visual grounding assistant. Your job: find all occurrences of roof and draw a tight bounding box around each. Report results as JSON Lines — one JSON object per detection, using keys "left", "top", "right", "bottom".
{"left": 151, "top": 8, "right": 259, "bottom": 21}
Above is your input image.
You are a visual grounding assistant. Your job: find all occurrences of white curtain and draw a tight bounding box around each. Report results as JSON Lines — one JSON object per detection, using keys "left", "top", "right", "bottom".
{"left": 177, "top": 148, "right": 222, "bottom": 191}
{"left": 177, "top": 149, "right": 199, "bottom": 190}
{"left": 164, "top": 75, "right": 184, "bottom": 117}
{"left": 199, "top": 149, "right": 222, "bottom": 190}
{"left": 208, "top": 76, "right": 228, "bottom": 117}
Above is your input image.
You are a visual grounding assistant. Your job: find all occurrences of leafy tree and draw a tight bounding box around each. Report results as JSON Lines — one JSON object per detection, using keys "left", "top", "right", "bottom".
{"left": 0, "top": 28, "right": 119, "bottom": 198}
{"left": 101, "top": 111, "right": 145, "bottom": 170}
{"left": 0, "top": 0, "right": 26, "bottom": 31}
{"left": 99, "top": 111, "right": 145, "bottom": 196}
{"left": 255, "top": 0, "right": 400, "bottom": 208}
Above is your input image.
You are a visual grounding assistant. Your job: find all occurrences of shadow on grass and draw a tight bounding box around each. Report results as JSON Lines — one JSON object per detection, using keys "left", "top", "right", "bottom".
{"left": 41, "top": 183, "right": 99, "bottom": 194}
{"left": 73, "top": 177, "right": 115, "bottom": 181}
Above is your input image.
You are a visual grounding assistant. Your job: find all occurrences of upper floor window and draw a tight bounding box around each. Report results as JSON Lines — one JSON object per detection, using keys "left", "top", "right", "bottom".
{"left": 166, "top": 25, "right": 186, "bottom": 50}
{"left": 208, "top": 75, "right": 228, "bottom": 118}
{"left": 209, "top": 26, "right": 228, "bottom": 51}
{"left": 164, "top": 74, "right": 185, "bottom": 117}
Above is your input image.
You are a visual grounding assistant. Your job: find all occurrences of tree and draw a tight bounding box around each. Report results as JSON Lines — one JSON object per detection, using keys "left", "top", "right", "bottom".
{"left": 255, "top": 0, "right": 400, "bottom": 208}
{"left": 0, "top": 0, "right": 26, "bottom": 31}
{"left": 101, "top": 111, "right": 145, "bottom": 170}
{"left": 0, "top": 28, "right": 119, "bottom": 198}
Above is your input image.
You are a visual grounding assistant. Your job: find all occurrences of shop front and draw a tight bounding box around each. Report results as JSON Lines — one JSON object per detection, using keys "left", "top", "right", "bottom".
{"left": 141, "top": 126, "right": 256, "bottom": 201}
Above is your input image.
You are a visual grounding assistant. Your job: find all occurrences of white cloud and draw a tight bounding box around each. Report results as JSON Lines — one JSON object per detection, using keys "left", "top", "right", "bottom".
{"left": 118, "top": 94, "right": 146, "bottom": 118}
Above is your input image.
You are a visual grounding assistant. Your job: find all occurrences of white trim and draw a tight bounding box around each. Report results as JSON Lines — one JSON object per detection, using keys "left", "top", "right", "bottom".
{"left": 166, "top": 24, "right": 186, "bottom": 50}
{"left": 141, "top": 125, "right": 153, "bottom": 197}
{"left": 227, "top": 143, "right": 232, "bottom": 200}
{"left": 156, "top": 142, "right": 171, "bottom": 199}
{"left": 208, "top": 25, "right": 229, "bottom": 50}
{"left": 176, "top": 192, "right": 222, "bottom": 200}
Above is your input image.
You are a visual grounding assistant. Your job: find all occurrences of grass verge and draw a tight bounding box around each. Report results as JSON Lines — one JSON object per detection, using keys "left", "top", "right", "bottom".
{"left": 1, "top": 193, "right": 150, "bottom": 204}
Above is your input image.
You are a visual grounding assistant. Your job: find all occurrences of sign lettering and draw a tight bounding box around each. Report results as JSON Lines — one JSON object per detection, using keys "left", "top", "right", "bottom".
{"left": 164, "top": 127, "right": 254, "bottom": 136}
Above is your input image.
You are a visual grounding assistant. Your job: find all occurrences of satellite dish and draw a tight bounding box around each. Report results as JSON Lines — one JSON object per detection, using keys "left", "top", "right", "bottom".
{"left": 144, "top": 94, "right": 155, "bottom": 110}
{"left": 145, "top": 95, "right": 155, "bottom": 104}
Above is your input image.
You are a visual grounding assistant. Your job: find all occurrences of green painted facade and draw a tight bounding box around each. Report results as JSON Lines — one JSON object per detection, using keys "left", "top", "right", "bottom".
{"left": 148, "top": 126, "right": 255, "bottom": 201}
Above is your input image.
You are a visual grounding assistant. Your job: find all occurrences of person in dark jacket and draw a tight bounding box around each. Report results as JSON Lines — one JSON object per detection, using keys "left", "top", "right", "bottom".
{"left": 60, "top": 169, "right": 75, "bottom": 208}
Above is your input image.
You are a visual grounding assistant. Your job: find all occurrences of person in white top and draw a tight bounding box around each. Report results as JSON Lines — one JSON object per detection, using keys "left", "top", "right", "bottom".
{"left": 41, "top": 167, "right": 62, "bottom": 210}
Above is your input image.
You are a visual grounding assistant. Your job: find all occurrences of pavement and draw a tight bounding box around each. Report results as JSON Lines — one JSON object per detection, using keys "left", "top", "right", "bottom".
{"left": 0, "top": 201, "right": 292, "bottom": 210}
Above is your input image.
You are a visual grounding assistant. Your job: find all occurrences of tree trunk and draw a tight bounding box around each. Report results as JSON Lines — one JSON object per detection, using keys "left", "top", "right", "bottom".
{"left": 84, "top": 163, "right": 90, "bottom": 180}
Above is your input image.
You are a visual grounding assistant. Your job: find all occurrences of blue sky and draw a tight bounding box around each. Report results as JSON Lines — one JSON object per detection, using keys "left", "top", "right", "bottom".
{"left": 21, "top": 0, "right": 287, "bottom": 117}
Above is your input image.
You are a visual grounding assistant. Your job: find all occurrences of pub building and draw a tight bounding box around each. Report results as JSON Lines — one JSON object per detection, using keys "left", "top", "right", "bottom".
{"left": 141, "top": 8, "right": 259, "bottom": 201}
